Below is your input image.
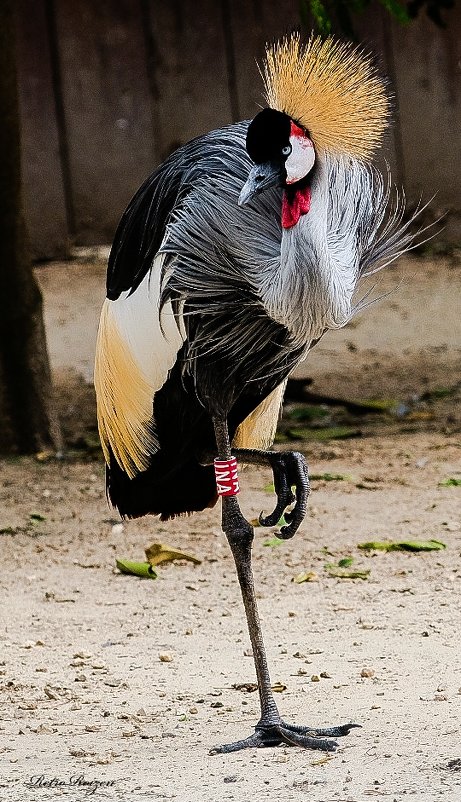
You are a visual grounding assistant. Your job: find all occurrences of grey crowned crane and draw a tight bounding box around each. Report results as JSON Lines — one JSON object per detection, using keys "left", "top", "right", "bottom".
{"left": 95, "top": 34, "right": 418, "bottom": 754}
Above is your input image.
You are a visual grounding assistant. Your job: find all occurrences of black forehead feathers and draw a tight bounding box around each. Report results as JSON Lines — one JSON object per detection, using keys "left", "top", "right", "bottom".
{"left": 246, "top": 108, "right": 291, "bottom": 164}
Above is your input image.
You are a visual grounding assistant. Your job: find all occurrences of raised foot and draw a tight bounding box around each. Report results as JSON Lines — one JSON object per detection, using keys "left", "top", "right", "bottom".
{"left": 259, "top": 451, "right": 310, "bottom": 540}
{"left": 209, "top": 721, "right": 360, "bottom": 755}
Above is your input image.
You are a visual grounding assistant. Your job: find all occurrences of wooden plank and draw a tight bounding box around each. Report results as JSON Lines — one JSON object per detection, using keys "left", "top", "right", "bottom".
{"left": 390, "top": 7, "right": 461, "bottom": 220}
{"left": 54, "top": 0, "right": 156, "bottom": 244}
{"left": 227, "top": 0, "right": 309, "bottom": 122}
{"left": 15, "top": 0, "right": 69, "bottom": 259}
{"left": 353, "top": 9, "right": 400, "bottom": 185}
{"left": 146, "top": 0, "right": 233, "bottom": 161}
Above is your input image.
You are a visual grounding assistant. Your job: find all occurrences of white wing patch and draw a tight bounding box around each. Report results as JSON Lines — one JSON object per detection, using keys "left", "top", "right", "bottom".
{"left": 94, "top": 255, "right": 185, "bottom": 478}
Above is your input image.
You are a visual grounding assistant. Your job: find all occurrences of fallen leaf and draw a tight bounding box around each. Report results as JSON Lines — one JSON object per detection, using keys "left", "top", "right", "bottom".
{"left": 145, "top": 542, "right": 201, "bottom": 566}
{"left": 35, "top": 450, "right": 55, "bottom": 463}
{"left": 30, "top": 512, "right": 46, "bottom": 522}
{"left": 0, "top": 525, "right": 20, "bottom": 535}
{"left": 338, "top": 557, "right": 354, "bottom": 568}
{"left": 325, "top": 563, "right": 370, "bottom": 580}
{"left": 358, "top": 539, "right": 446, "bottom": 552}
{"left": 310, "top": 472, "right": 354, "bottom": 482}
{"left": 263, "top": 536, "right": 284, "bottom": 548}
{"left": 287, "top": 426, "right": 362, "bottom": 442}
{"left": 231, "top": 681, "right": 286, "bottom": 693}
{"left": 286, "top": 405, "right": 329, "bottom": 421}
{"left": 292, "top": 571, "right": 319, "bottom": 584}
{"left": 311, "top": 755, "right": 334, "bottom": 766}
{"left": 232, "top": 682, "right": 258, "bottom": 693}
{"left": 115, "top": 559, "right": 157, "bottom": 579}
{"left": 438, "top": 478, "right": 461, "bottom": 487}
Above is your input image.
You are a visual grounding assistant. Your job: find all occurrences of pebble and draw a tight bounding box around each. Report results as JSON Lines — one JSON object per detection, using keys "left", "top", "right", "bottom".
{"left": 311, "top": 675, "right": 320, "bottom": 682}
{"left": 159, "top": 652, "right": 173, "bottom": 663}
{"left": 361, "top": 668, "right": 375, "bottom": 678}
{"left": 111, "top": 523, "right": 124, "bottom": 537}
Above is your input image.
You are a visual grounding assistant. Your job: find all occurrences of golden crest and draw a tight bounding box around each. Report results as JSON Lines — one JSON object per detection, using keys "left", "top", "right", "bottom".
{"left": 262, "top": 33, "right": 389, "bottom": 160}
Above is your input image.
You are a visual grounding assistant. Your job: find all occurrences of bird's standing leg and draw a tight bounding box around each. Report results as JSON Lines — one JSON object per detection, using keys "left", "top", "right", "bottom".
{"left": 210, "top": 417, "right": 359, "bottom": 755}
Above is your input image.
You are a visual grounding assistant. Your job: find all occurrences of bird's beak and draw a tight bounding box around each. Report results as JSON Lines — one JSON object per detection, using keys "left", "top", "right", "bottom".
{"left": 238, "top": 161, "right": 281, "bottom": 206}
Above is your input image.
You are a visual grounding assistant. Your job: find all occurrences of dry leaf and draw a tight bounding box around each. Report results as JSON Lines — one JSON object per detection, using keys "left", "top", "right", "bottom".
{"left": 358, "top": 539, "right": 446, "bottom": 552}
{"left": 145, "top": 542, "right": 201, "bottom": 566}
{"left": 293, "top": 571, "right": 319, "bottom": 584}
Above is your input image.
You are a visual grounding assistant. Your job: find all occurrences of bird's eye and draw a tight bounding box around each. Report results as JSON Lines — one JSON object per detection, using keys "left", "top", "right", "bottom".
{"left": 281, "top": 145, "right": 292, "bottom": 156}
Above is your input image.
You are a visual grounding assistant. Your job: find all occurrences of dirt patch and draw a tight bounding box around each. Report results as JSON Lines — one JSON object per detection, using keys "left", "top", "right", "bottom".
{"left": 0, "top": 254, "right": 460, "bottom": 801}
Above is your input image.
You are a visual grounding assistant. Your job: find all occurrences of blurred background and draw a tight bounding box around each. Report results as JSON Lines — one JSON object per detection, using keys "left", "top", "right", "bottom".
{"left": 15, "top": 0, "right": 461, "bottom": 261}
{"left": 1, "top": 0, "right": 460, "bottom": 456}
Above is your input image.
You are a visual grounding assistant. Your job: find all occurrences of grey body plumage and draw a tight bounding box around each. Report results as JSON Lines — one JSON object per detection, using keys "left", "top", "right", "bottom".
{"left": 161, "top": 122, "right": 415, "bottom": 388}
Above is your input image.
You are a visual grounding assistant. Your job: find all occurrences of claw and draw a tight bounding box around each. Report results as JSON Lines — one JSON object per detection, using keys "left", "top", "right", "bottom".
{"left": 210, "top": 719, "right": 359, "bottom": 754}
{"left": 259, "top": 452, "right": 309, "bottom": 537}
{"left": 278, "top": 522, "right": 298, "bottom": 540}
{"left": 258, "top": 503, "right": 291, "bottom": 528}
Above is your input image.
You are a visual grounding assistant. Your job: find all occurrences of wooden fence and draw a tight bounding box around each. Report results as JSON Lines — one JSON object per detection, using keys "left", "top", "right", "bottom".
{"left": 15, "top": 0, "right": 461, "bottom": 259}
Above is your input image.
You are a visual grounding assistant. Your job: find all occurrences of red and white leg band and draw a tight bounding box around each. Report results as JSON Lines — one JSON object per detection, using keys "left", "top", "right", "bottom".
{"left": 214, "top": 457, "right": 240, "bottom": 496}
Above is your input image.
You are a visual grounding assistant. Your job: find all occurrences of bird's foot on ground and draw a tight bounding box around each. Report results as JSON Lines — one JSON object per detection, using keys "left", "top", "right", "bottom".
{"left": 209, "top": 720, "right": 360, "bottom": 755}
{"left": 259, "top": 451, "right": 309, "bottom": 539}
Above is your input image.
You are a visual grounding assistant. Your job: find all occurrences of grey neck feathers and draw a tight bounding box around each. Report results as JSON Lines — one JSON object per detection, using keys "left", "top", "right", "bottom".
{"left": 262, "top": 158, "right": 360, "bottom": 347}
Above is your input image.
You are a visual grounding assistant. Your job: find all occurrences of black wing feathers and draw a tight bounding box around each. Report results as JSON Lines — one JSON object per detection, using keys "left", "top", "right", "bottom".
{"left": 106, "top": 124, "right": 249, "bottom": 300}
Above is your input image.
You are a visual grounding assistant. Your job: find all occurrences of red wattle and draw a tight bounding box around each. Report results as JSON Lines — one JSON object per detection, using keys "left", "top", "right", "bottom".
{"left": 282, "top": 187, "right": 311, "bottom": 229}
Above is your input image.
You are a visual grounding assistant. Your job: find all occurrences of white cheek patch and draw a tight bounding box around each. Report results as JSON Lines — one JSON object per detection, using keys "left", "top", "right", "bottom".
{"left": 285, "top": 128, "right": 315, "bottom": 185}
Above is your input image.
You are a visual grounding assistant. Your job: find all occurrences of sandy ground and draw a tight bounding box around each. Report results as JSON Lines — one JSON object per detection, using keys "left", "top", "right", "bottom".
{"left": 1, "top": 254, "right": 461, "bottom": 801}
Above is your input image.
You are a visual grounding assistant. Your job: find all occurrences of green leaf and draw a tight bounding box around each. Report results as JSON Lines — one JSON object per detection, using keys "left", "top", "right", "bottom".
{"left": 325, "top": 563, "right": 370, "bottom": 580}
{"left": 423, "top": 386, "right": 456, "bottom": 400}
{"left": 263, "top": 483, "right": 275, "bottom": 493}
{"left": 263, "top": 536, "right": 284, "bottom": 548}
{"left": 116, "top": 559, "right": 158, "bottom": 579}
{"left": 286, "top": 405, "right": 329, "bottom": 421}
{"left": 308, "top": 0, "right": 332, "bottom": 34}
{"left": 287, "top": 426, "right": 361, "bottom": 441}
{"left": 358, "top": 539, "right": 446, "bottom": 552}
{"left": 378, "top": 0, "right": 411, "bottom": 24}
{"left": 338, "top": 557, "right": 354, "bottom": 568}
{"left": 438, "top": 478, "right": 461, "bottom": 487}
